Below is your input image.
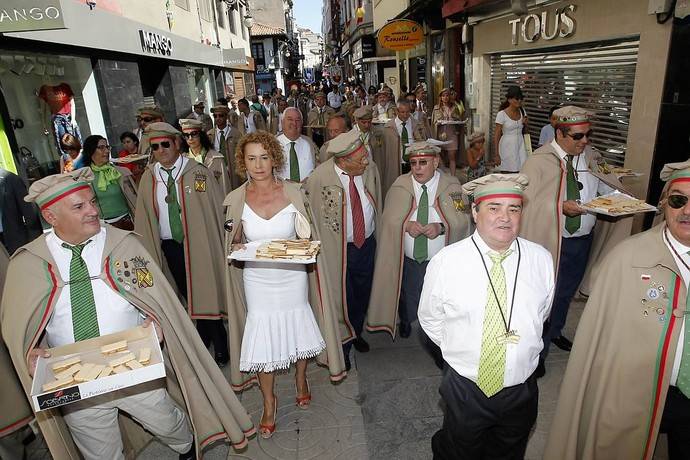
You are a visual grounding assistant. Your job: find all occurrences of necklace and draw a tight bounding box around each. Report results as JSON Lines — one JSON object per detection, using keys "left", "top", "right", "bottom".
{"left": 471, "top": 236, "right": 522, "bottom": 344}
{"left": 158, "top": 164, "right": 182, "bottom": 204}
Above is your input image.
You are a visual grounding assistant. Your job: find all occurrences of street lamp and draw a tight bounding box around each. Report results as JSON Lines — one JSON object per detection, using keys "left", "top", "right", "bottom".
{"left": 244, "top": 12, "right": 253, "bottom": 29}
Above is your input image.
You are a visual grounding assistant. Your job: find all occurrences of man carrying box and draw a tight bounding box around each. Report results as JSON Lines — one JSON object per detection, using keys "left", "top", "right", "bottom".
{"left": 0, "top": 169, "right": 254, "bottom": 460}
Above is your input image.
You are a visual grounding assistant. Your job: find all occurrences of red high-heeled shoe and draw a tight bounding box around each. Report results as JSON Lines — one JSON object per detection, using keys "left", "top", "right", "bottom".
{"left": 295, "top": 379, "right": 311, "bottom": 409}
{"left": 259, "top": 396, "right": 277, "bottom": 439}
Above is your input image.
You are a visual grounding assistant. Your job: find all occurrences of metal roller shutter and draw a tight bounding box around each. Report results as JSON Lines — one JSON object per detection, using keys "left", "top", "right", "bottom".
{"left": 490, "top": 38, "right": 640, "bottom": 166}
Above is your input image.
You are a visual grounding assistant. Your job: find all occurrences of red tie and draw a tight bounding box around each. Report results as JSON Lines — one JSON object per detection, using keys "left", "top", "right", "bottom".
{"left": 349, "top": 175, "right": 366, "bottom": 248}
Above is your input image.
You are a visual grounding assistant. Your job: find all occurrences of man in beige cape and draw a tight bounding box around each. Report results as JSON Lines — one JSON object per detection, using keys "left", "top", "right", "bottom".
{"left": 544, "top": 160, "right": 690, "bottom": 460}
{"left": 134, "top": 122, "right": 229, "bottom": 365}
{"left": 1, "top": 169, "right": 254, "bottom": 459}
{"left": 319, "top": 115, "right": 348, "bottom": 163}
{"left": 303, "top": 130, "right": 382, "bottom": 370}
{"left": 306, "top": 92, "right": 336, "bottom": 147}
{"left": 379, "top": 100, "right": 427, "bottom": 197}
{"left": 350, "top": 106, "right": 384, "bottom": 170}
{"left": 208, "top": 104, "right": 243, "bottom": 189}
{"left": 368, "top": 142, "right": 471, "bottom": 358}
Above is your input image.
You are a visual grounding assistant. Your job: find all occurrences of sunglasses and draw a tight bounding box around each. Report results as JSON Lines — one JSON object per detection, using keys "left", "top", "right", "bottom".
{"left": 213, "top": 114, "right": 227, "bottom": 118}
{"left": 96, "top": 144, "right": 111, "bottom": 151}
{"left": 141, "top": 117, "right": 154, "bottom": 123}
{"left": 566, "top": 129, "right": 594, "bottom": 141}
{"left": 182, "top": 131, "right": 201, "bottom": 139}
{"left": 409, "top": 159, "right": 430, "bottom": 167}
{"left": 150, "top": 141, "right": 172, "bottom": 151}
{"left": 667, "top": 194, "right": 689, "bottom": 209}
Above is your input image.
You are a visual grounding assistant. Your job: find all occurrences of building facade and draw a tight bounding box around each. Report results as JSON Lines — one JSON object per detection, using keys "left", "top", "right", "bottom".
{"left": 0, "top": 0, "right": 254, "bottom": 183}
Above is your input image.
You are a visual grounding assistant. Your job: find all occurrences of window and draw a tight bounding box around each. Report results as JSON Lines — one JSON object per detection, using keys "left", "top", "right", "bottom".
{"left": 228, "top": 6, "right": 236, "bottom": 34}
{"left": 175, "top": 0, "right": 189, "bottom": 10}
{"left": 240, "top": 6, "right": 247, "bottom": 39}
{"left": 198, "top": 0, "right": 211, "bottom": 22}
{"left": 251, "top": 43, "right": 265, "bottom": 67}
{"left": 216, "top": 1, "right": 225, "bottom": 28}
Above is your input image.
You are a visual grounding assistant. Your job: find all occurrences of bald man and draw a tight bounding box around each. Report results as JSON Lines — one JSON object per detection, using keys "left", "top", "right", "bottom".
{"left": 319, "top": 115, "right": 348, "bottom": 163}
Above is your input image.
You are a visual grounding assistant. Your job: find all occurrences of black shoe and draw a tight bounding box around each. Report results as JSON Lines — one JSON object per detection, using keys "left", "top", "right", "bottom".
{"left": 344, "top": 353, "right": 351, "bottom": 371}
{"left": 535, "top": 359, "right": 546, "bottom": 379}
{"left": 551, "top": 335, "right": 573, "bottom": 351}
{"left": 399, "top": 322, "right": 411, "bottom": 338}
{"left": 179, "top": 441, "right": 196, "bottom": 460}
{"left": 353, "top": 337, "right": 370, "bottom": 353}
{"left": 215, "top": 351, "right": 229, "bottom": 367}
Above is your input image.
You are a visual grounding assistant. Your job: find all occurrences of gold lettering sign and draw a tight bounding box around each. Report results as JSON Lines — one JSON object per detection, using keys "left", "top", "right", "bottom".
{"left": 377, "top": 20, "right": 424, "bottom": 52}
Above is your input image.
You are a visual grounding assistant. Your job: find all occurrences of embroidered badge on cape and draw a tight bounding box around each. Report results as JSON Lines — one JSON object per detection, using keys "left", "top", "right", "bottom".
{"left": 194, "top": 173, "right": 207, "bottom": 192}
{"left": 131, "top": 256, "right": 154, "bottom": 288}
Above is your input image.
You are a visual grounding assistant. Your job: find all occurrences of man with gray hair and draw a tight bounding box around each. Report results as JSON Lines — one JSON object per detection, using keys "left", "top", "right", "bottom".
{"left": 276, "top": 107, "right": 319, "bottom": 181}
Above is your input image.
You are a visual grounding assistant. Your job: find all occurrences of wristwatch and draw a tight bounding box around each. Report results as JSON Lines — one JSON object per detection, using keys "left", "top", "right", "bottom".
{"left": 438, "top": 222, "right": 446, "bottom": 235}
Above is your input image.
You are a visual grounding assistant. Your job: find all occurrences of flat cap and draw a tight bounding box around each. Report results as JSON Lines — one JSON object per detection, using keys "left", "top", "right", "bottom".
{"left": 25, "top": 168, "right": 94, "bottom": 209}
{"left": 354, "top": 106, "right": 373, "bottom": 120}
{"left": 314, "top": 92, "right": 326, "bottom": 98}
{"left": 137, "top": 105, "right": 164, "bottom": 119}
{"left": 407, "top": 142, "right": 441, "bottom": 158}
{"left": 661, "top": 160, "right": 690, "bottom": 184}
{"left": 178, "top": 118, "right": 203, "bottom": 131}
{"left": 327, "top": 130, "right": 364, "bottom": 158}
{"left": 143, "top": 122, "right": 180, "bottom": 141}
{"left": 462, "top": 173, "right": 529, "bottom": 204}
{"left": 554, "top": 105, "right": 593, "bottom": 126}
{"left": 210, "top": 105, "right": 230, "bottom": 114}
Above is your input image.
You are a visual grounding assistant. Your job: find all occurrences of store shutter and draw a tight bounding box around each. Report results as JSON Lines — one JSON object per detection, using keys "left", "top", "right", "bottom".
{"left": 490, "top": 39, "right": 639, "bottom": 166}
{"left": 234, "top": 74, "right": 246, "bottom": 98}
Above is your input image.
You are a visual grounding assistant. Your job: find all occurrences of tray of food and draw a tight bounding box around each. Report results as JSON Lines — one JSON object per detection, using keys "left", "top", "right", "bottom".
{"left": 581, "top": 191, "right": 657, "bottom": 217}
{"left": 437, "top": 120, "right": 466, "bottom": 125}
{"left": 112, "top": 154, "right": 149, "bottom": 164}
{"left": 229, "top": 239, "right": 320, "bottom": 264}
{"left": 30, "top": 326, "right": 164, "bottom": 412}
{"left": 596, "top": 163, "right": 644, "bottom": 178}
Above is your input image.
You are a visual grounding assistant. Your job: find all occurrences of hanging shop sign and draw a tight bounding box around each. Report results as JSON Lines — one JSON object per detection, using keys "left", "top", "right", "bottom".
{"left": 139, "top": 29, "right": 173, "bottom": 56}
{"left": 509, "top": 4, "right": 576, "bottom": 46}
{"left": 377, "top": 19, "right": 424, "bottom": 52}
{"left": 0, "top": 0, "right": 65, "bottom": 33}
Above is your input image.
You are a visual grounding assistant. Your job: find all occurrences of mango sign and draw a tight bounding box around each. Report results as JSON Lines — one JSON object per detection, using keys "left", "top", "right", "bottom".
{"left": 377, "top": 20, "right": 424, "bottom": 51}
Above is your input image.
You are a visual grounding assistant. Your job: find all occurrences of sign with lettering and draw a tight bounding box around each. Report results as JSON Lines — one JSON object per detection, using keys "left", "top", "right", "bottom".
{"left": 0, "top": 0, "right": 65, "bottom": 33}
{"left": 139, "top": 29, "right": 173, "bottom": 56}
{"left": 377, "top": 19, "right": 424, "bottom": 51}
{"left": 509, "top": 4, "right": 576, "bottom": 45}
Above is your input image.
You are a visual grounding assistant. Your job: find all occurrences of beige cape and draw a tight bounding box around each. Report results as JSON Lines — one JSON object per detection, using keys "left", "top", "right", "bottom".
{"left": 367, "top": 172, "right": 472, "bottom": 336}
{"left": 134, "top": 160, "right": 226, "bottom": 319}
{"left": 379, "top": 119, "right": 426, "bottom": 198}
{"left": 303, "top": 158, "right": 382, "bottom": 343}
{"left": 186, "top": 148, "right": 232, "bottom": 196}
{"left": 543, "top": 224, "right": 683, "bottom": 460}
{"left": 0, "top": 228, "right": 255, "bottom": 459}
{"left": 207, "top": 127, "right": 244, "bottom": 190}
{"left": 222, "top": 181, "right": 346, "bottom": 390}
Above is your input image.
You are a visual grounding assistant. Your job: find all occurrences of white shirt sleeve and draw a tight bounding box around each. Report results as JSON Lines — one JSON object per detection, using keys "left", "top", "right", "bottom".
{"left": 418, "top": 253, "right": 447, "bottom": 347}
{"left": 495, "top": 110, "right": 507, "bottom": 125}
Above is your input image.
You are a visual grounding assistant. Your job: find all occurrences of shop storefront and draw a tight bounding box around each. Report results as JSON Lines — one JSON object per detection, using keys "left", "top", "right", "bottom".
{"left": 468, "top": 0, "right": 673, "bottom": 205}
{"left": 0, "top": 0, "right": 253, "bottom": 183}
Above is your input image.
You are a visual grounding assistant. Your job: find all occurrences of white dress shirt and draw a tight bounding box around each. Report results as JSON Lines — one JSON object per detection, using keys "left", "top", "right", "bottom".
{"left": 334, "top": 163, "right": 375, "bottom": 242}
{"left": 277, "top": 112, "right": 284, "bottom": 133}
{"left": 404, "top": 172, "right": 444, "bottom": 260}
{"left": 45, "top": 228, "right": 143, "bottom": 348}
{"left": 665, "top": 229, "right": 690, "bottom": 386}
{"left": 154, "top": 155, "right": 188, "bottom": 240}
{"left": 213, "top": 125, "right": 230, "bottom": 152}
{"left": 277, "top": 134, "right": 315, "bottom": 180}
{"left": 419, "top": 231, "right": 555, "bottom": 386}
{"left": 244, "top": 112, "right": 257, "bottom": 133}
{"left": 551, "top": 140, "right": 613, "bottom": 238}
{"left": 327, "top": 92, "right": 342, "bottom": 109}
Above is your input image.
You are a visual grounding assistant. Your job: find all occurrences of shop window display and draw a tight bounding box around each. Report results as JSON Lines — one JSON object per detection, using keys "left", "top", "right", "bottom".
{"left": 0, "top": 52, "right": 94, "bottom": 182}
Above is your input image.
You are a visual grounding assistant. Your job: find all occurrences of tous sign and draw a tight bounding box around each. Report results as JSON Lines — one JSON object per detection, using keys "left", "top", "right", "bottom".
{"left": 139, "top": 29, "right": 173, "bottom": 56}
{"left": 509, "top": 4, "right": 576, "bottom": 45}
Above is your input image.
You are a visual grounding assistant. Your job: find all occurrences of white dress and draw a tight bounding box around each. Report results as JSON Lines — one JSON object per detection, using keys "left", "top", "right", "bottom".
{"left": 495, "top": 110, "right": 527, "bottom": 172}
{"left": 239, "top": 203, "right": 326, "bottom": 373}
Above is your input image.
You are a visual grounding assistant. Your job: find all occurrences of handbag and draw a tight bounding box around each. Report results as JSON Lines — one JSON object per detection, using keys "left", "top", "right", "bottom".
{"left": 520, "top": 108, "right": 533, "bottom": 155}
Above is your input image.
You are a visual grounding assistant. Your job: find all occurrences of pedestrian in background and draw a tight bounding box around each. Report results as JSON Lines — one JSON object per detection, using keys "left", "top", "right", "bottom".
{"left": 494, "top": 86, "right": 528, "bottom": 173}
{"left": 466, "top": 131, "right": 488, "bottom": 181}
{"left": 538, "top": 105, "right": 559, "bottom": 147}
{"left": 431, "top": 88, "right": 463, "bottom": 177}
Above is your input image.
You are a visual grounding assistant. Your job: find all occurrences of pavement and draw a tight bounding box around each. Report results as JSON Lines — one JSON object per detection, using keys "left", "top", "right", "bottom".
{"left": 23, "top": 298, "right": 671, "bottom": 459}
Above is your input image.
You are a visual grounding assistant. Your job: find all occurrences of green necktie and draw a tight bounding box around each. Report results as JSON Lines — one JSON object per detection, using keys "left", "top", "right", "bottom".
{"left": 289, "top": 142, "right": 300, "bottom": 182}
{"left": 401, "top": 121, "right": 410, "bottom": 162}
{"left": 162, "top": 167, "right": 184, "bottom": 243}
{"left": 477, "top": 249, "right": 512, "bottom": 397}
{"left": 218, "top": 132, "right": 227, "bottom": 163}
{"left": 63, "top": 241, "right": 100, "bottom": 341}
{"left": 676, "top": 271, "right": 690, "bottom": 397}
{"left": 565, "top": 155, "right": 581, "bottom": 234}
{"left": 413, "top": 184, "right": 429, "bottom": 263}
{"left": 318, "top": 109, "right": 325, "bottom": 126}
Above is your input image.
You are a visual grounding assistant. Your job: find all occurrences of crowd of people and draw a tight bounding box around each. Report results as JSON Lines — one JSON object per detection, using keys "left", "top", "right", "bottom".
{"left": 0, "top": 77, "right": 689, "bottom": 460}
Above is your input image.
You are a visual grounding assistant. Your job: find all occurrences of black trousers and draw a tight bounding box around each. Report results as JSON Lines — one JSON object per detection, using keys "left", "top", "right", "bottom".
{"left": 432, "top": 367, "right": 538, "bottom": 460}
{"left": 399, "top": 256, "right": 443, "bottom": 365}
{"left": 343, "top": 235, "right": 376, "bottom": 353}
{"left": 542, "top": 233, "right": 593, "bottom": 358}
{"left": 660, "top": 386, "right": 690, "bottom": 460}
{"left": 161, "top": 240, "right": 228, "bottom": 356}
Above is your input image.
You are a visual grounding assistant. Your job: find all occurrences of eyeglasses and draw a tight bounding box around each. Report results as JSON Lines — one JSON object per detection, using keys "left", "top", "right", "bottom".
{"left": 141, "top": 117, "right": 154, "bottom": 123}
{"left": 667, "top": 194, "right": 689, "bottom": 209}
{"left": 566, "top": 129, "right": 594, "bottom": 141}
{"left": 96, "top": 144, "right": 111, "bottom": 151}
{"left": 213, "top": 114, "right": 227, "bottom": 118}
{"left": 409, "top": 159, "right": 430, "bottom": 167}
{"left": 150, "top": 141, "right": 172, "bottom": 151}
{"left": 182, "top": 131, "right": 201, "bottom": 139}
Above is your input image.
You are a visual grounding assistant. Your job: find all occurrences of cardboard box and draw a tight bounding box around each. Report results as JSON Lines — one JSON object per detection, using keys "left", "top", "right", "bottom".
{"left": 30, "top": 325, "right": 165, "bottom": 412}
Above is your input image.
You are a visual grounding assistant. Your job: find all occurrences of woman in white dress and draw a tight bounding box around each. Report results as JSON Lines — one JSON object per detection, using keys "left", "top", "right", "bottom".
{"left": 494, "top": 86, "right": 529, "bottom": 172}
{"left": 227, "top": 131, "right": 326, "bottom": 439}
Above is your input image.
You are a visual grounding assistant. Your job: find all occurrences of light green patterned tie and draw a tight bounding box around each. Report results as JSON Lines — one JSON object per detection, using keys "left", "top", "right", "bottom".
{"left": 413, "top": 184, "right": 428, "bottom": 263}
{"left": 63, "top": 241, "right": 100, "bottom": 341}
{"left": 677, "top": 262, "right": 690, "bottom": 397}
{"left": 477, "top": 249, "right": 512, "bottom": 397}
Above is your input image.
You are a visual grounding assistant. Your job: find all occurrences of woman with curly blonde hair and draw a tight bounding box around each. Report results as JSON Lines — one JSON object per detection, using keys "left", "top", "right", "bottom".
{"left": 224, "top": 130, "right": 332, "bottom": 439}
